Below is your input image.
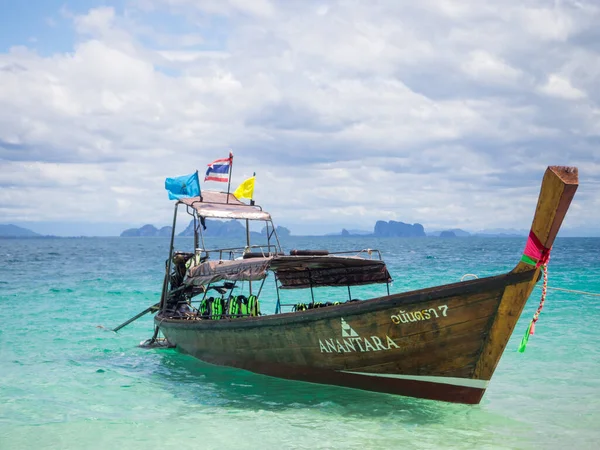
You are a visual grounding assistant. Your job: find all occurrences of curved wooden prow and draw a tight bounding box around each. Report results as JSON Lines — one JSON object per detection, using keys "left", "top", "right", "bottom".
{"left": 513, "top": 166, "right": 579, "bottom": 273}
{"left": 473, "top": 166, "right": 578, "bottom": 385}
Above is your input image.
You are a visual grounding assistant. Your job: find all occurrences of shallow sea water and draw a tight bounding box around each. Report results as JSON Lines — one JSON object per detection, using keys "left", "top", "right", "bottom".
{"left": 1, "top": 236, "right": 599, "bottom": 449}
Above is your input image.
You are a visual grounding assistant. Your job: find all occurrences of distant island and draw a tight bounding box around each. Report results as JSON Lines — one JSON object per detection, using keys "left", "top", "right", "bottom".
{"left": 427, "top": 228, "right": 471, "bottom": 237}
{"left": 121, "top": 219, "right": 291, "bottom": 239}
{"left": 0, "top": 222, "right": 576, "bottom": 238}
{"left": 439, "top": 230, "right": 457, "bottom": 238}
{"left": 0, "top": 224, "right": 42, "bottom": 237}
{"left": 374, "top": 220, "right": 425, "bottom": 237}
{"left": 333, "top": 220, "right": 426, "bottom": 237}
{"left": 333, "top": 224, "right": 528, "bottom": 238}
{"left": 120, "top": 224, "right": 174, "bottom": 237}
{"left": 472, "top": 228, "right": 527, "bottom": 237}
{"left": 329, "top": 221, "right": 426, "bottom": 237}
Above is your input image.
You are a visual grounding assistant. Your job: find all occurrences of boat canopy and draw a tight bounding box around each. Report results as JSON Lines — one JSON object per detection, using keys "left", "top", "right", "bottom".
{"left": 269, "top": 255, "right": 392, "bottom": 289}
{"left": 179, "top": 191, "right": 272, "bottom": 221}
{"left": 184, "top": 257, "right": 272, "bottom": 286}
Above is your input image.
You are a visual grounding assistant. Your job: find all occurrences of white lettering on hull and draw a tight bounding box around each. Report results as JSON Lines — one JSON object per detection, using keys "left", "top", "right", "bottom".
{"left": 318, "top": 335, "right": 399, "bottom": 353}
{"left": 319, "top": 318, "right": 400, "bottom": 353}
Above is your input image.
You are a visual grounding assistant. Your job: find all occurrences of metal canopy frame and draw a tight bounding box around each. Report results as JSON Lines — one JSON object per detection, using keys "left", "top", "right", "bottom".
{"left": 160, "top": 192, "right": 283, "bottom": 314}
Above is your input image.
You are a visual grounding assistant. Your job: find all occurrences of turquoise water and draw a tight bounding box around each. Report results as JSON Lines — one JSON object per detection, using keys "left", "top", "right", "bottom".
{"left": 1, "top": 236, "right": 599, "bottom": 449}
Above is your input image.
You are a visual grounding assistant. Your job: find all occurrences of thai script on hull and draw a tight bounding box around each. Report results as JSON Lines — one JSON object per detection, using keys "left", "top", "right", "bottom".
{"left": 390, "top": 304, "right": 449, "bottom": 325}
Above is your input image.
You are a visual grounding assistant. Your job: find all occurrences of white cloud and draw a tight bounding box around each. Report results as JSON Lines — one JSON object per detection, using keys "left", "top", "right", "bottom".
{"left": 538, "top": 74, "right": 586, "bottom": 100}
{"left": 136, "top": 0, "right": 275, "bottom": 17}
{"left": 515, "top": 6, "right": 575, "bottom": 42}
{"left": 74, "top": 6, "right": 116, "bottom": 35}
{"left": 461, "top": 51, "right": 522, "bottom": 85}
{"left": 157, "top": 50, "right": 228, "bottom": 63}
{"left": 0, "top": 1, "right": 599, "bottom": 235}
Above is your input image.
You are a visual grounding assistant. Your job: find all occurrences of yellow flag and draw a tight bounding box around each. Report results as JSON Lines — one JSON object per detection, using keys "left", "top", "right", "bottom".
{"left": 233, "top": 176, "right": 255, "bottom": 200}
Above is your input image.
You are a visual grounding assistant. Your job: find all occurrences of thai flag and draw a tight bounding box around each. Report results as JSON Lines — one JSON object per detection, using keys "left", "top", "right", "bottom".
{"left": 204, "top": 152, "right": 232, "bottom": 182}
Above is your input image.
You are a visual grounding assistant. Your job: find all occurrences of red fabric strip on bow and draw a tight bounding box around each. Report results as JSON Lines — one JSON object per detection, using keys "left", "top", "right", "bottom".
{"left": 523, "top": 230, "right": 551, "bottom": 267}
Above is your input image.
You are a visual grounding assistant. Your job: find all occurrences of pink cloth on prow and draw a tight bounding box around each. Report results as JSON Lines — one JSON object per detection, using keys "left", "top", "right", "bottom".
{"left": 523, "top": 230, "right": 551, "bottom": 267}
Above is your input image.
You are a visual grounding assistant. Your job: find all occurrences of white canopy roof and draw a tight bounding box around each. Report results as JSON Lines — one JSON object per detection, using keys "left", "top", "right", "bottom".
{"left": 178, "top": 191, "right": 272, "bottom": 221}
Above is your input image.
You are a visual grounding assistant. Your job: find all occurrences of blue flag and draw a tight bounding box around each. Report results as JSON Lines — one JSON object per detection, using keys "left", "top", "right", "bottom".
{"left": 165, "top": 172, "right": 201, "bottom": 200}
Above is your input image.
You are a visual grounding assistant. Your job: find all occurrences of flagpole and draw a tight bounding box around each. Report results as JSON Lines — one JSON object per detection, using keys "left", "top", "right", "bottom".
{"left": 245, "top": 171, "right": 255, "bottom": 295}
{"left": 226, "top": 151, "right": 233, "bottom": 204}
{"left": 195, "top": 170, "right": 201, "bottom": 201}
{"left": 250, "top": 172, "right": 256, "bottom": 206}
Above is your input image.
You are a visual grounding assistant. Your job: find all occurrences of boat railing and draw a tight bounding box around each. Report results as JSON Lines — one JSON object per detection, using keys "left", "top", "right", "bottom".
{"left": 327, "top": 248, "right": 384, "bottom": 260}
{"left": 287, "top": 248, "right": 384, "bottom": 260}
{"left": 202, "top": 244, "right": 282, "bottom": 261}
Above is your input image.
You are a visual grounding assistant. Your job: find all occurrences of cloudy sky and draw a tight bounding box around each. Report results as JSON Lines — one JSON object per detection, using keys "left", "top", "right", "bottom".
{"left": 1, "top": 0, "right": 599, "bottom": 236}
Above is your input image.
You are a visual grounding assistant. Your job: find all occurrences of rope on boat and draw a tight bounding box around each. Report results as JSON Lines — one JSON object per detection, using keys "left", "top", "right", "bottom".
{"left": 460, "top": 274, "right": 479, "bottom": 281}
{"left": 460, "top": 251, "right": 600, "bottom": 353}
{"left": 518, "top": 258, "right": 549, "bottom": 353}
{"left": 536, "top": 285, "right": 600, "bottom": 297}
{"left": 460, "top": 272, "right": 600, "bottom": 298}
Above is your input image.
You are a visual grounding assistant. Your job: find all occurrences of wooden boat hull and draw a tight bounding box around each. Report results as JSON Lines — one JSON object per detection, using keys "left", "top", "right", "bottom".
{"left": 157, "top": 270, "right": 535, "bottom": 404}
{"left": 154, "top": 165, "right": 578, "bottom": 404}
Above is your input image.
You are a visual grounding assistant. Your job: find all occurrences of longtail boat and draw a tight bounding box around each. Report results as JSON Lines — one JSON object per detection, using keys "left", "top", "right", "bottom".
{"left": 147, "top": 166, "right": 578, "bottom": 404}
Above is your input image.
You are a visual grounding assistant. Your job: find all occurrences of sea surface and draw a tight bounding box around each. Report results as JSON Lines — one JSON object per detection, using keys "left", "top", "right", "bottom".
{"left": 1, "top": 236, "right": 599, "bottom": 449}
